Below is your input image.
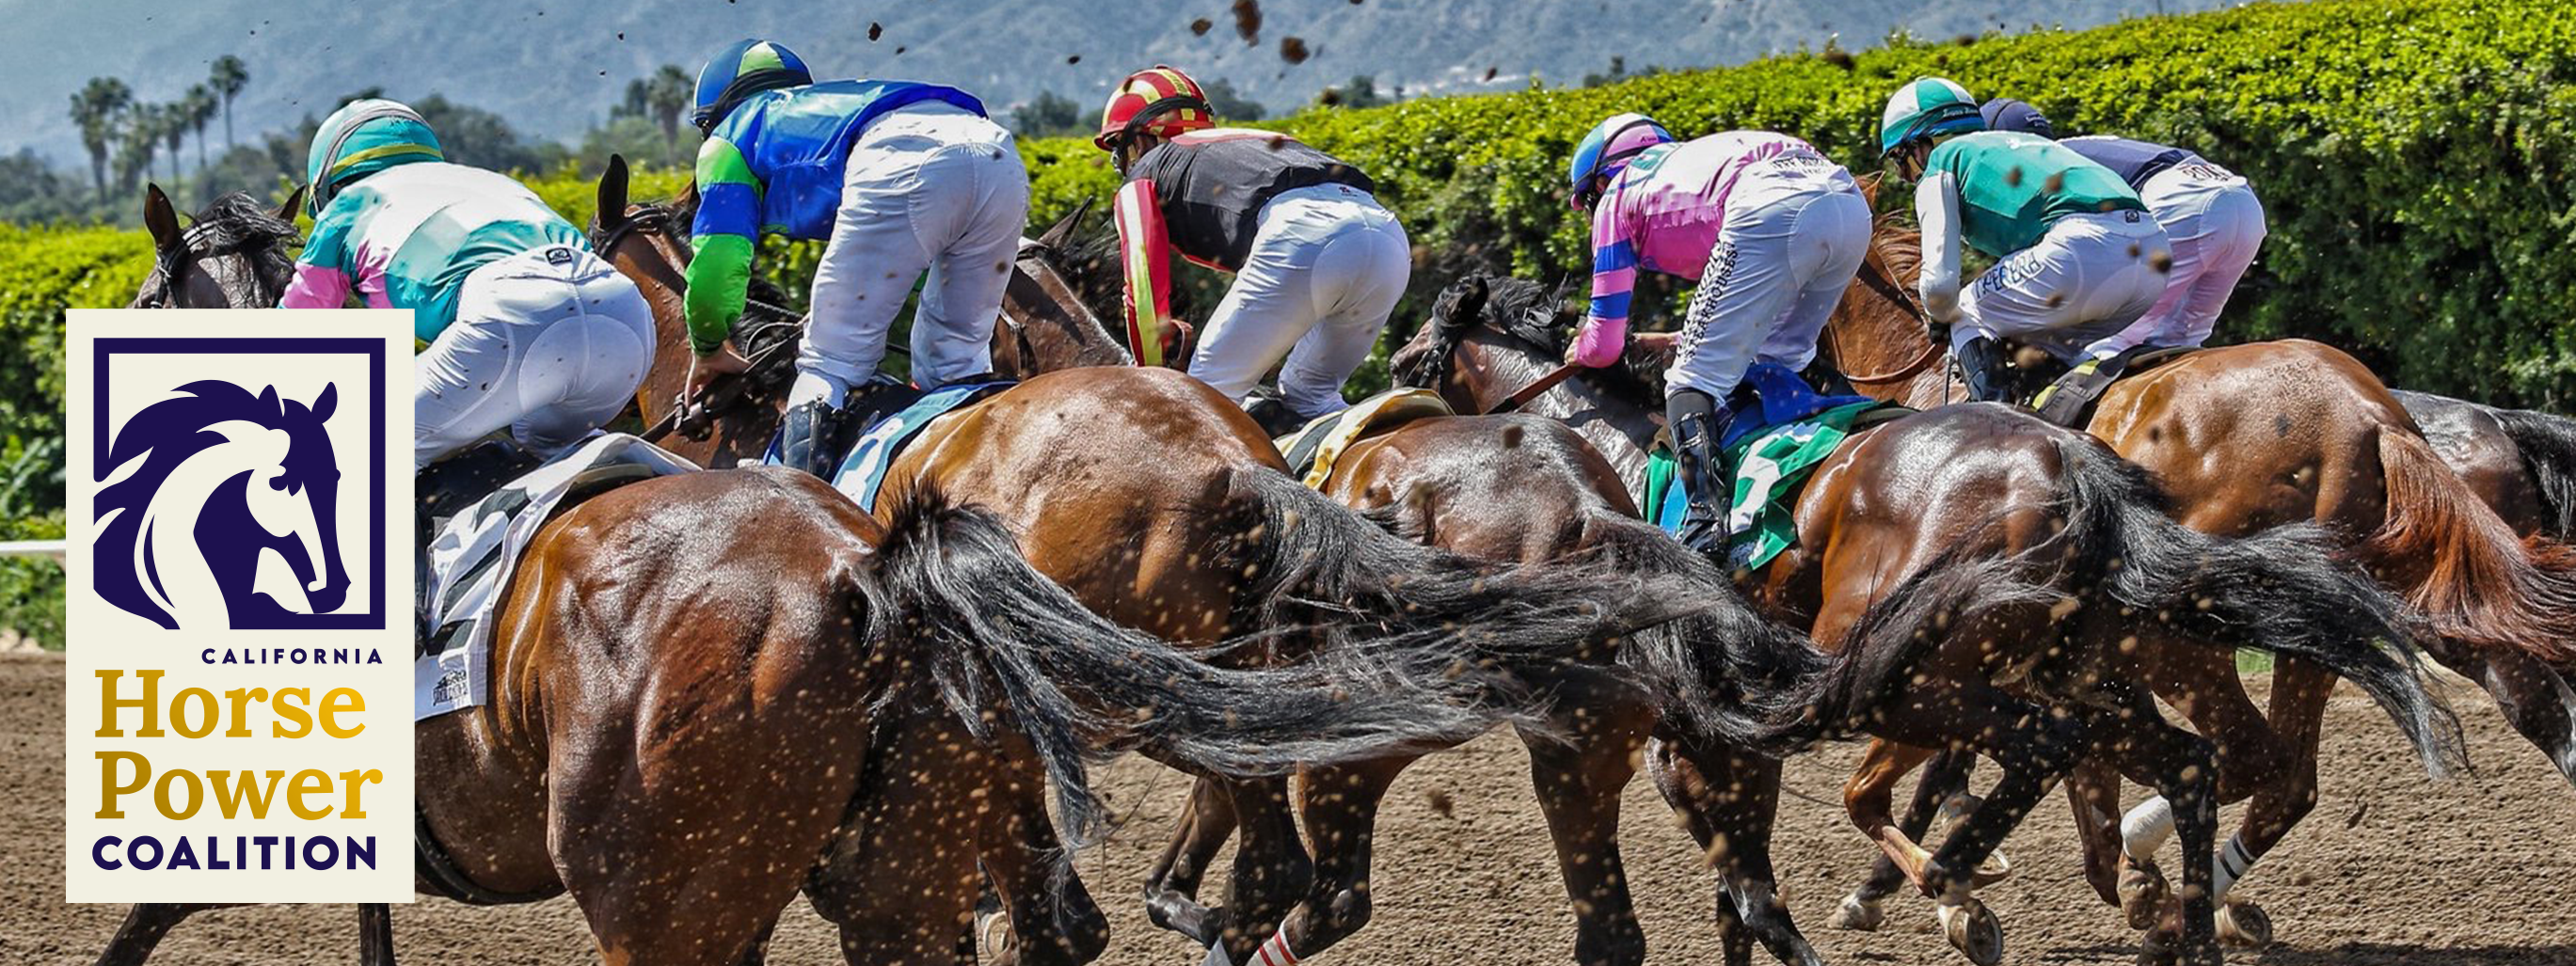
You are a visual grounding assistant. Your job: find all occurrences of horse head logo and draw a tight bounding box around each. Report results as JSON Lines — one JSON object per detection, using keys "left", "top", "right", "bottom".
{"left": 93, "top": 380, "right": 351, "bottom": 630}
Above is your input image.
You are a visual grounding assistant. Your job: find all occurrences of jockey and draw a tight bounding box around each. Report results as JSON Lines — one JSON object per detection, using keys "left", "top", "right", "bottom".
{"left": 1095, "top": 65, "right": 1409, "bottom": 435}
{"left": 281, "top": 98, "right": 654, "bottom": 473}
{"left": 685, "top": 39, "right": 1027, "bottom": 477}
{"left": 1878, "top": 77, "right": 2172, "bottom": 402}
{"left": 1563, "top": 114, "right": 1872, "bottom": 555}
{"left": 1980, "top": 99, "right": 2268, "bottom": 357}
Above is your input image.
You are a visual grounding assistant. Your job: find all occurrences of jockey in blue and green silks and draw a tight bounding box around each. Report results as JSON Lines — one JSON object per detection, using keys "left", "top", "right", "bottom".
{"left": 282, "top": 98, "right": 653, "bottom": 471}
{"left": 683, "top": 38, "right": 1027, "bottom": 478}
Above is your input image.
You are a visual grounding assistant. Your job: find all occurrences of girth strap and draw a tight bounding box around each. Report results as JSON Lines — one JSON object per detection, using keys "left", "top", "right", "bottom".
{"left": 415, "top": 807, "right": 564, "bottom": 906}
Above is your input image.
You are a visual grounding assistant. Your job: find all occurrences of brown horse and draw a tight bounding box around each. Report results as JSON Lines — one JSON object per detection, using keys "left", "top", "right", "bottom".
{"left": 991, "top": 250, "right": 1873, "bottom": 966}
{"left": 2396, "top": 389, "right": 2576, "bottom": 546}
{"left": 596, "top": 186, "right": 1741, "bottom": 966}
{"left": 1822, "top": 215, "right": 2576, "bottom": 940}
{"left": 117, "top": 189, "right": 1579, "bottom": 966}
{"left": 1392, "top": 273, "right": 2456, "bottom": 966}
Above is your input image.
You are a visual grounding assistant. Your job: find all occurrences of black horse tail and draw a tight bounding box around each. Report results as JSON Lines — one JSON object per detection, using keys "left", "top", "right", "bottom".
{"left": 2484, "top": 404, "right": 2576, "bottom": 540}
{"left": 2047, "top": 432, "right": 2467, "bottom": 776}
{"left": 1226, "top": 468, "right": 1702, "bottom": 721}
{"left": 866, "top": 486, "right": 1521, "bottom": 847}
{"left": 1575, "top": 509, "right": 1837, "bottom": 749}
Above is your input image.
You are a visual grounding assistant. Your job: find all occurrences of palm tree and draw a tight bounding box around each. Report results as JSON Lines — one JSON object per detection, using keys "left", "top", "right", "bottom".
{"left": 162, "top": 103, "right": 188, "bottom": 179}
{"left": 209, "top": 55, "right": 248, "bottom": 149}
{"left": 646, "top": 64, "right": 692, "bottom": 146}
{"left": 184, "top": 84, "right": 217, "bottom": 169}
{"left": 69, "top": 77, "right": 132, "bottom": 201}
{"left": 119, "top": 103, "right": 161, "bottom": 190}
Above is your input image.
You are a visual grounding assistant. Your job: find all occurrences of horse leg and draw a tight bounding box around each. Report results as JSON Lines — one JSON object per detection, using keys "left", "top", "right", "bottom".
{"left": 1832, "top": 740, "right": 1944, "bottom": 931}
{"left": 1515, "top": 693, "right": 1654, "bottom": 966}
{"left": 91, "top": 903, "right": 210, "bottom": 966}
{"left": 358, "top": 902, "right": 395, "bottom": 966}
{"left": 1645, "top": 734, "right": 1824, "bottom": 966}
{"left": 807, "top": 715, "right": 992, "bottom": 966}
{"left": 2123, "top": 641, "right": 2299, "bottom": 942}
{"left": 1142, "top": 776, "right": 1237, "bottom": 946}
{"left": 2063, "top": 757, "right": 2129, "bottom": 910}
{"left": 1276, "top": 757, "right": 1410, "bottom": 963}
{"left": 2446, "top": 644, "right": 2576, "bottom": 788}
{"left": 1873, "top": 680, "right": 2089, "bottom": 966}
{"left": 1207, "top": 776, "right": 1314, "bottom": 966}
{"left": 2082, "top": 689, "right": 2222, "bottom": 966}
{"left": 976, "top": 736, "right": 1110, "bottom": 966}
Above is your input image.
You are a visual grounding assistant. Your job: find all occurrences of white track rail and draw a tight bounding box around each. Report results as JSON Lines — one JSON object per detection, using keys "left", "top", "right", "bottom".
{"left": 0, "top": 540, "right": 65, "bottom": 562}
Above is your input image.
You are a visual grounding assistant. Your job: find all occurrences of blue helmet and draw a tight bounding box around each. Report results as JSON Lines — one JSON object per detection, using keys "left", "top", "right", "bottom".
{"left": 1568, "top": 113, "right": 1674, "bottom": 210}
{"left": 1980, "top": 99, "right": 2056, "bottom": 138}
{"left": 692, "top": 39, "right": 814, "bottom": 132}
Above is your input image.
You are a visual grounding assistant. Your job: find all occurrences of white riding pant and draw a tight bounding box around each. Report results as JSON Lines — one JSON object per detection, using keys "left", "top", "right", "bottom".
{"left": 1950, "top": 209, "right": 2172, "bottom": 365}
{"left": 415, "top": 245, "right": 656, "bottom": 471}
{"left": 794, "top": 103, "right": 1028, "bottom": 407}
{"left": 2093, "top": 164, "right": 2266, "bottom": 356}
{"left": 1189, "top": 183, "right": 1411, "bottom": 419}
{"left": 1664, "top": 178, "right": 1871, "bottom": 400}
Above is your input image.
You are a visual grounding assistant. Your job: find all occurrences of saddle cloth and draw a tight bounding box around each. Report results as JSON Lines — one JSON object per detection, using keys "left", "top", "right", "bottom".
{"left": 2012, "top": 344, "right": 2202, "bottom": 428}
{"left": 417, "top": 434, "right": 698, "bottom": 721}
{"left": 822, "top": 380, "right": 1015, "bottom": 513}
{"left": 1649, "top": 400, "right": 1886, "bottom": 572}
{"left": 1277, "top": 388, "right": 1454, "bottom": 488}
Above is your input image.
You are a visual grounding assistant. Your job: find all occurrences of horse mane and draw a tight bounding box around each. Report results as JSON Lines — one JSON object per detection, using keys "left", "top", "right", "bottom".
{"left": 1395, "top": 272, "right": 1668, "bottom": 405}
{"left": 1868, "top": 213, "right": 1924, "bottom": 293}
{"left": 142, "top": 193, "right": 303, "bottom": 302}
{"left": 93, "top": 380, "right": 313, "bottom": 627}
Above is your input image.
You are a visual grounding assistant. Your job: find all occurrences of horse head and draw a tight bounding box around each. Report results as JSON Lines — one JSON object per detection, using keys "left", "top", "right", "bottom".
{"left": 133, "top": 185, "right": 304, "bottom": 309}
{"left": 996, "top": 199, "right": 1137, "bottom": 378}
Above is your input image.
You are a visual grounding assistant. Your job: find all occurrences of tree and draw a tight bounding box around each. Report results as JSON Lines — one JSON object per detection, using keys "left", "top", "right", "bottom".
{"left": 1202, "top": 77, "right": 1265, "bottom": 121}
{"left": 1318, "top": 75, "right": 1389, "bottom": 110}
{"left": 162, "top": 103, "right": 188, "bottom": 179}
{"left": 1008, "top": 90, "right": 1086, "bottom": 138}
{"left": 647, "top": 65, "right": 692, "bottom": 146}
{"left": 209, "top": 55, "right": 248, "bottom": 149}
{"left": 118, "top": 102, "right": 161, "bottom": 190}
{"left": 68, "top": 76, "right": 133, "bottom": 201}
{"left": 184, "top": 84, "right": 217, "bottom": 171}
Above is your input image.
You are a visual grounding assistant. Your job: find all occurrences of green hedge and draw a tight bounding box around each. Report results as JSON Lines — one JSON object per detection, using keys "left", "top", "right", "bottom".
{"left": 0, "top": 224, "right": 141, "bottom": 646}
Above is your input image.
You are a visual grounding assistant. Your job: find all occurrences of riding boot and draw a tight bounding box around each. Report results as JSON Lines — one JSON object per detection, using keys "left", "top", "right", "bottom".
{"left": 779, "top": 399, "right": 850, "bottom": 480}
{"left": 1243, "top": 395, "right": 1309, "bottom": 439}
{"left": 1955, "top": 337, "right": 2012, "bottom": 404}
{"left": 1803, "top": 354, "right": 1861, "bottom": 398}
{"left": 1666, "top": 388, "right": 1737, "bottom": 558}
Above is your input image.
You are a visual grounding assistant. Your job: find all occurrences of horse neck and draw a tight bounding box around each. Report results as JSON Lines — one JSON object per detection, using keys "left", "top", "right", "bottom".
{"left": 1008, "top": 257, "right": 1136, "bottom": 375}
{"left": 1455, "top": 334, "right": 1661, "bottom": 501}
{"left": 1829, "top": 241, "right": 1957, "bottom": 409}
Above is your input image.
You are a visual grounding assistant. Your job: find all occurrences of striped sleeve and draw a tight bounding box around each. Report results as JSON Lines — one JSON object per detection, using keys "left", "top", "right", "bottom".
{"left": 1113, "top": 179, "right": 1173, "bottom": 367}
{"left": 683, "top": 136, "right": 762, "bottom": 356}
{"left": 1570, "top": 196, "right": 1639, "bottom": 368}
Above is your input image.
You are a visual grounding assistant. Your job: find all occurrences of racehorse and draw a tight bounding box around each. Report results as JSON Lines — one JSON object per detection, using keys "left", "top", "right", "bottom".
{"left": 2396, "top": 389, "right": 2576, "bottom": 546}
{"left": 1821, "top": 212, "right": 2576, "bottom": 941}
{"left": 995, "top": 241, "right": 1857, "bottom": 966}
{"left": 1392, "top": 273, "right": 2457, "bottom": 966}
{"left": 109, "top": 186, "right": 1592, "bottom": 966}
{"left": 591, "top": 181, "right": 1748, "bottom": 966}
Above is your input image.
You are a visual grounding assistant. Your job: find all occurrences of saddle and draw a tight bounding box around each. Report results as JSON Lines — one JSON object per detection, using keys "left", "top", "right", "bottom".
{"left": 1997, "top": 344, "right": 2202, "bottom": 429}
{"left": 1276, "top": 388, "right": 1455, "bottom": 489}
{"left": 1645, "top": 364, "right": 1911, "bottom": 573}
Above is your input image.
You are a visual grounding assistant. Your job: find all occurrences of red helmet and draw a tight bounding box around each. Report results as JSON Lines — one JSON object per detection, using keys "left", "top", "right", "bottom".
{"left": 1096, "top": 66, "right": 1215, "bottom": 150}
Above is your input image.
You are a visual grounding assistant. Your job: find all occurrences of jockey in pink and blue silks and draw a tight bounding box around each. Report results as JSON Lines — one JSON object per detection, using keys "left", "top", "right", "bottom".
{"left": 1564, "top": 113, "right": 1872, "bottom": 555}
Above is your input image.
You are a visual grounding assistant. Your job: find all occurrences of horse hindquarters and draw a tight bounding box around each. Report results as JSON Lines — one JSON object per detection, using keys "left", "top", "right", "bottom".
{"left": 2368, "top": 422, "right": 2576, "bottom": 668}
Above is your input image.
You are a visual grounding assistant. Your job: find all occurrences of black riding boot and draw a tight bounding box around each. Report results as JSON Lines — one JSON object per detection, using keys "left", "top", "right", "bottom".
{"left": 1666, "top": 388, "right": 1736, "bottom": 558}
{"left": 1803, "top": 354, "right": 1860, "bottom": 398}
{"left": 779, "top": 399, "right": 850, "bottom": 480}
{"left": 1243, "top": 395, "right": 1309, "bottom": 438}
{"left": 1956, "top": 336, "right": 2012, "bottom": 404}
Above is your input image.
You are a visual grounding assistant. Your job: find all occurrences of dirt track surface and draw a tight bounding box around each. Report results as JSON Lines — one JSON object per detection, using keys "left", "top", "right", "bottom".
{"left": 5, "top": 653, "right": 2571, "bottom": 965}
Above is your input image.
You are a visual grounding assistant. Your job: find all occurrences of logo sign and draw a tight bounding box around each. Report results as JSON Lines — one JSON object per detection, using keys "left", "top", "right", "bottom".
{"left": 65, "top": 309, "right": 413, "bottom": 903}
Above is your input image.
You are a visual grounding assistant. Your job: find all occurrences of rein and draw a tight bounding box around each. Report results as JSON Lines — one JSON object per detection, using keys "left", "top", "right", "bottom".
{"left": 596, "top": 201, "right": 835, "bottom": 442}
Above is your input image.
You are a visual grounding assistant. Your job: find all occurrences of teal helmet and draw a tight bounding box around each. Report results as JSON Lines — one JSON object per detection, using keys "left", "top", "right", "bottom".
{"left": 1568, "top": 113, "right": 1674, "bottom": 210}
{"left": 693, "top": 39, "right": 814, "bottom": 133}
{"left": 306, "top": 99, "right": 443, "bottom": 215}
{"left": 1878, "top": 76, "right": 1984, "bottom": 157}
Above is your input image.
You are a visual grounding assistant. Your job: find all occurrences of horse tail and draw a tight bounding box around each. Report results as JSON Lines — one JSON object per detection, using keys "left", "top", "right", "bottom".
{"left": 1226, "top": 468, "right": 1696, "bottom": 716}
{"left": 2054, "top": 431, "right": 2464, "bottom": 775}
{"left": 1573, "top": 509, "right": 1837, "bottom": 750}
{"left": 2482, "top": 406, "right": 2576, "bottom": 540}
{"left": 2368, "top": 423, "right": 2576, "bottom": 668}
{"left": 865, "top": 485, "right": 1516, "bottom": 847}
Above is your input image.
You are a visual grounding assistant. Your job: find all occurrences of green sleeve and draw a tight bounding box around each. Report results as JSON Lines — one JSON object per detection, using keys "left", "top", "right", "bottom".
{"left": 684, "top": 233, "right": 755, "bottom": 356}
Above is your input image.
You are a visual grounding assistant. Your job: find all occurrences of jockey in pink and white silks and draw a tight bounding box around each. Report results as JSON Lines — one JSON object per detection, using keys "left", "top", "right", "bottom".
{"left": 1564, "top": 115, "right": 1872, "bottom": 556}
{"left": 281, "top": 99, "right": 654, "bottom": 472}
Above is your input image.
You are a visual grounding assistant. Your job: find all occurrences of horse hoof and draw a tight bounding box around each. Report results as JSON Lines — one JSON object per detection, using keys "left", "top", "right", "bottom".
{"left": 1832, "top": 892, "right": 1886, "bottom": 932}
{"left": 2119, "top": 860, "right": 2169, "bottom": 931}
{"left": 2218, "top": 900, "right": 2272, "bottom": 947}
{"left": 1936, "top": 899, "right": 2004, "bottom": 966}
{"left": 976, "top": 910, "right": 1015, "bottom": 961}
{"left": 1970, "top": 847, "right": 2013, "bottom": 887}
{"left": 2138, "top": 926, "right": 2223, "bottom": 966}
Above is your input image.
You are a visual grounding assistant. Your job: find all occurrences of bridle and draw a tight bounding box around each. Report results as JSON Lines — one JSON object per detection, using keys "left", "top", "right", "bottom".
{"left": 591, "top": 200, "right": 806, "bottom": 352}
{"left": 139, "top": 221, "right": 292, "bottom": 309}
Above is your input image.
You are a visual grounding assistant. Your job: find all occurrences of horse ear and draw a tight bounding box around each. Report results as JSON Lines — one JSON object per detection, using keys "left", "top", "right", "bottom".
{"left": 1036, "top": 196, "right": 1094, "bottom": 250}
{"left": 277, "top": 184, "right": 308, "bottom": 222}
{"left": 144, "top": 184, "right": 184, "bottom": 250}
{"left": 597, "top": 154, "right": 631, "bottom": 232}
{"left": 310, "top": 383, "right": 338, "bottom": 422}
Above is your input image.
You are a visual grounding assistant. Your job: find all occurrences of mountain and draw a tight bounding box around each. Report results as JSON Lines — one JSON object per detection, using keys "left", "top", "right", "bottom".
{"left": 0, "top": 0, "right": 2244, "bottom": 163}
